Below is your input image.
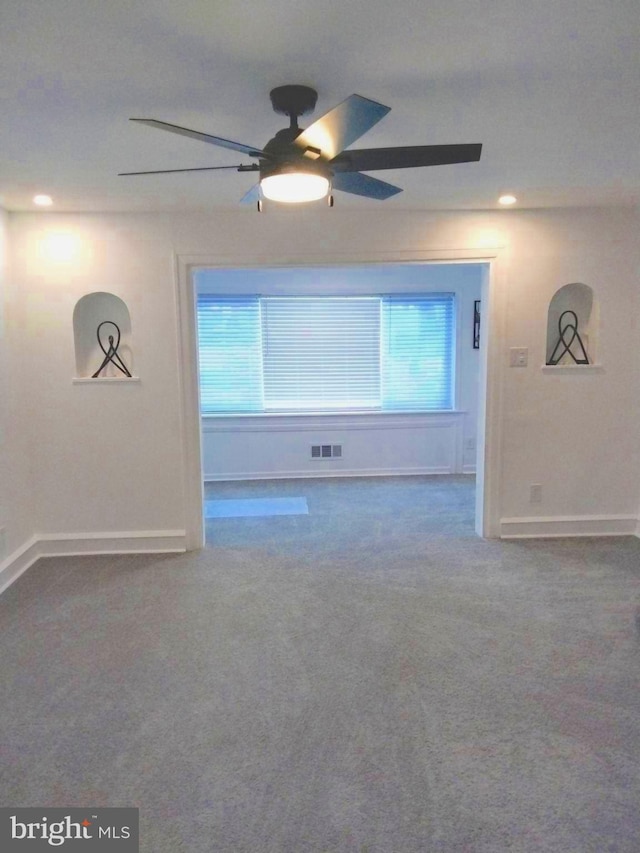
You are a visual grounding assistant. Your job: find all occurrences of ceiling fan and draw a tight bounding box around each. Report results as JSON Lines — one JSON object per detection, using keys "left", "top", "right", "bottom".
{"left": 120, "top": 85, "right": 482, "bottom": 209}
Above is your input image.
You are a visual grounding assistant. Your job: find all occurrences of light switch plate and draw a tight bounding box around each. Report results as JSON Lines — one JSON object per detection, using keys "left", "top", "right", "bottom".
{"left": 509, "top": 347, "right": 528, "bottom": 367}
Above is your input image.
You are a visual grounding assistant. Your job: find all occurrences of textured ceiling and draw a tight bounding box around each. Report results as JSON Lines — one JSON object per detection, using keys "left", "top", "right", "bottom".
{"left": 1, "top": 0, "right": 639, "bottom": 212}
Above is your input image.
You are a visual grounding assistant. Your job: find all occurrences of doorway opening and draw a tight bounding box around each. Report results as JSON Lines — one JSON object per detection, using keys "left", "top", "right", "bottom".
{"left": 191, "top": 262, "right": 490, "bottom": 546}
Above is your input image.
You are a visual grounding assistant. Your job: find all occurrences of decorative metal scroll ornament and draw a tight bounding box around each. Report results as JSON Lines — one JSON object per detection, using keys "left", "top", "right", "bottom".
{"left": 547, "top": 310, "right": 589, "bottom": 365}
{"left": 92, "top": 321, "right": 132, "bottom": 377}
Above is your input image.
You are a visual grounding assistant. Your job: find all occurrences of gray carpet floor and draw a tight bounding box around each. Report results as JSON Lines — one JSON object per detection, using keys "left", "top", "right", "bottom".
{"left": 2, "top": 475, "right": 640, "bottom": 852}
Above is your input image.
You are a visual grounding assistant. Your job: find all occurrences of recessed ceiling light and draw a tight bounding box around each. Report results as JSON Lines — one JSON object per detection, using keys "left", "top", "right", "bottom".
{"left": 498, "top": 194, "right": 517, "bottom": 206}
{"left": 33, "top": 194, "right": 53, "bottom": 206}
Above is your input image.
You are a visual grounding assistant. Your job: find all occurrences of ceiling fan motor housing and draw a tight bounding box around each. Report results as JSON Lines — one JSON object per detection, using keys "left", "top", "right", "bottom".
{"left": 260, "top": 120, "right": 331, "bottom": 184}
{"left": 269, "top": 85, "right": 318, "bottom": 120}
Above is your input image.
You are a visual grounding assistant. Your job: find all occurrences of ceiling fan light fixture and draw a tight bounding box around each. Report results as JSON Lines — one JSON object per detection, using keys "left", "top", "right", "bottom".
{"left": 260, "top": 170, "right": 330, "bottom": 203}
{"left": 123, "top": 88, "right": 482, "bottom": 207}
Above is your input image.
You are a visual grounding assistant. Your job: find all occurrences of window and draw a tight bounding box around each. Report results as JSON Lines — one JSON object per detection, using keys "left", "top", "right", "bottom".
{"left": 197, "top": 297, "right": 263, "bottom": 413}
{"left": 382, "top": 295, "right": 455, "bottom": 410}
{"left": 262, "top": 298, "right": 380, "bottom": 410}
{"left": 197, "top": 294, "right": 455, "bottom": 414}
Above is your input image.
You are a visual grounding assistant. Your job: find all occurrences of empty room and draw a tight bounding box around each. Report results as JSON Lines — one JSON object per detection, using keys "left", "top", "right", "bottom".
{"left": 198, "top": 262, "right": 483, "bottom": 549}
{"left": 1, "top": 2, "right": 640, "bottom": 851}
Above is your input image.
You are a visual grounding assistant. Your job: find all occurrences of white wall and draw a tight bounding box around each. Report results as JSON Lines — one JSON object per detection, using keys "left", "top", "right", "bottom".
{"left": 196, "top": 263, "right": 482, "bottom": 480}
{"left": 8, "top": 217, "right": 186, "bottom": 546}
{"left": 0, "top": 207, "right": 38, "bottom": 588}
{"left": 496, "top": 209, "right": 640, "bottom": 535}
{"left": 2, "top": 205, "right": 639, "bottom": 569}
{"left": 203, "top": 412, "right": 471, "bottom": 481}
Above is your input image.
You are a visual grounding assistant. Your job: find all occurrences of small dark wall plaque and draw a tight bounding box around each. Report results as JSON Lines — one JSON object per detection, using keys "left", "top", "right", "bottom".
{"left": 473, "top": 300, "right": 481, "bottom": 349}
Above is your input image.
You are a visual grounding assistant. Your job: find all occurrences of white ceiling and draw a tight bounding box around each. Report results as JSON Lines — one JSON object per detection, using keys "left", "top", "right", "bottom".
{"left": 2, "top": 0, "right": 639, "bottom": 213}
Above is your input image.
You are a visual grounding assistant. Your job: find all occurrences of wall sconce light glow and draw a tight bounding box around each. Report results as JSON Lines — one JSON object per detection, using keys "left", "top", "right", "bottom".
{"left": 260, "top": 173, "right": 330, "bottom": 203}
{"left": 33, "top": 194, "right": 53, "bottom": 206}
{"left": 475, "top": 229, "right": 504, "bottom": 248}
{"left": 42, "top": 232, "right": 80, "bottom": 262}
{"left": 498, "top": 194, "right": 517, "bottom": 206}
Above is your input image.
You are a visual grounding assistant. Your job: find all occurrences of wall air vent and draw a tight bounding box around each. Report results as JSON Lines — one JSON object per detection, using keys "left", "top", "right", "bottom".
{"left": 311, "top": 444, "right": 343, "bottom": 459}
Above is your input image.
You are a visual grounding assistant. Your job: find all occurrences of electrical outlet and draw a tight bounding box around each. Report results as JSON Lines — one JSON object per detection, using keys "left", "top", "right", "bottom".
{"left": 530, "top": 484, "right": 542, "bottom": 503}
{"left": 509, "top": 347, "right": 529, "bottom": 367}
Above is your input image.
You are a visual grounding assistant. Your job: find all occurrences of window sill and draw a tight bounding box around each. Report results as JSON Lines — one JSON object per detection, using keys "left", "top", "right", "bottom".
{"left": 73, "top": 376, "right": 141, "bottom": 384}
{"left": 202, "top": 409, "right": 466, "bottom": 419}
{"left": 541, "top": 364, "right": 604, "bottom": 374}
{"left": 202, "top": 410, "right": 467, "bottom": 433}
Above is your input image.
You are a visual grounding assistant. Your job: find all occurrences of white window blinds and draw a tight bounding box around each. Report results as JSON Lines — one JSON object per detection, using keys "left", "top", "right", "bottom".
{"left": 197, "top": 293, "right": 455, "bottom": 414}
{"left": 197, "top": 296, "right": 263, "bottom": 413}
{"left": 381, "top": 295, "right": 455, "bottom": 411}
{"left": 262, "top": 297, "right": 380, "bottom": 410}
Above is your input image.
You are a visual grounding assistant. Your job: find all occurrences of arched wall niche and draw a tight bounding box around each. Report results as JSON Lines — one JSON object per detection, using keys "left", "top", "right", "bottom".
{"left": 546, "top": 282, "right": 598, "bottom": 366}
{"left": 73, "top": 292, "right": 134, "bottom": 379}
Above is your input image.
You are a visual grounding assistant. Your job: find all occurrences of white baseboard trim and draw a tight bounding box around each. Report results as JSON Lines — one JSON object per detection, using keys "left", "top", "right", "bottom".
{"left": 0, "top": 536, "right": 41, "bottom": 596}
{"left": 38, "top": 530, "right": 188, "bottom": 556}
{"left": 204, "top": 465, "right": 456, "bottom": 481}
{"left": 0, "top": 530, "right": 187, "bottom": 596}
{"left": 500, "top": 514, "right": 639, "bottom": 539}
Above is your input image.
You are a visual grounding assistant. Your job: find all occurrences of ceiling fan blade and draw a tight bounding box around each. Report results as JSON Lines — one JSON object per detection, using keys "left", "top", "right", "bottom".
{"left": 118, "top": 164, "right": 258, "bottom": 176}
{"left": 239, "top": 183, "right": 261, "bottom": 205}
{"left": 293, "top": 94, "right": 390, "bottom": 161}
{"left": 331, "top": 143, "right": 483, "bottom": 173}
{"left": 129, "top": 118, "right": 268, "bottom": 158}
{"left": 331, "top": 171, "right": 402, "bottom": 200}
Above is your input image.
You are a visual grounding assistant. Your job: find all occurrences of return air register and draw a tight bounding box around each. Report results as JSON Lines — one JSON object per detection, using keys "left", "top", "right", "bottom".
{"left": 311, "top": 444, "right": 342, "bottom": 459}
